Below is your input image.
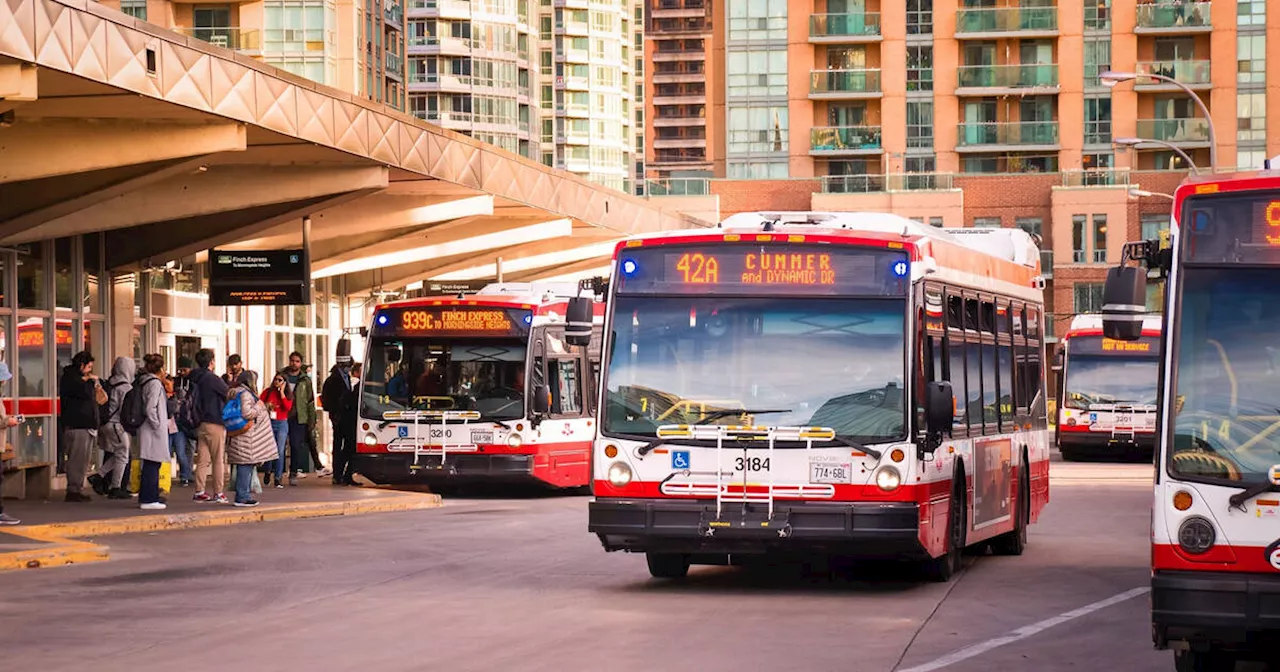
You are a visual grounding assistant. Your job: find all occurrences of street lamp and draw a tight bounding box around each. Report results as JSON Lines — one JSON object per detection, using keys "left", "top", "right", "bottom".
{"left": 1113, "top": 136, "right": 1200, "bottom": 175}
{"left": 1128, "top": 188, "right": 1174, "bottom": 200}
{"left": 1100, "top": 70, "right": 1217, "bottom": 171}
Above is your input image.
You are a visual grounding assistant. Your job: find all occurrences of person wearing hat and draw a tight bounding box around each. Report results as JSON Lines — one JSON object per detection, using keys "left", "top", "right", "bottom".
{"left": 320, "top": 341, "right": 355, "bottom": 486}
{"left": 0, "top": 363, "right": 22, "bottom": 524}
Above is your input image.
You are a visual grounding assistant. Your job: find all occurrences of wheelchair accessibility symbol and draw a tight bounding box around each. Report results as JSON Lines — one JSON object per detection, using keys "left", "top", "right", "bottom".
{"left": 672, "top": 450, "right": 690, "bottom": 470}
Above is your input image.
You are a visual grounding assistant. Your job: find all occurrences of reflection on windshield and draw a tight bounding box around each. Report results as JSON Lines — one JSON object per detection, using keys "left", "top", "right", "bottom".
{"left": 1064, "top": 356, "right": 1159, "bottom": 409}
{"left": 1172, "top": 268, "right": 1280, "bottom": 482}
{"left": 602, "top": 296, "right": 905, "bottom": 442}
{"left": 362, "top": 338, "right": 526, "bottom": 421}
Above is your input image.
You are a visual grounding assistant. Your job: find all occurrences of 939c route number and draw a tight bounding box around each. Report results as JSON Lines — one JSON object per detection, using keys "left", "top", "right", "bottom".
{"left": 735, "top": 457, "right": 771, "bottom": 472}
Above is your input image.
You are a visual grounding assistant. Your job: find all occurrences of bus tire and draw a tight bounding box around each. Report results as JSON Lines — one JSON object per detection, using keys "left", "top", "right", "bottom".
{"left": 991, "top": 463, "right": 1029, "bottom": 556}
{"left": 1060, "top": 446, "right": 1081, "bottom": 462}
{"left": 1173, "top": 648, "right": 1235, "bottom": 672}
{"left": 925, "top": 471, "right": 966, "bottom": 583}
{"left": 646, "top": 552, "right": 690, "bottom": 579}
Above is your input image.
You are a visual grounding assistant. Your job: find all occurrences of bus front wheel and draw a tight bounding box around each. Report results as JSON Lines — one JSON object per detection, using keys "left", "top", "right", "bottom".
{"left": 646, "top": 552, "right": 690, "bottom": 579}
{"left": 924, "top": 473, "right": 966, "bottom": 582}
{"left": 1174, "top": 648, "right": 1236, "bottom": 672}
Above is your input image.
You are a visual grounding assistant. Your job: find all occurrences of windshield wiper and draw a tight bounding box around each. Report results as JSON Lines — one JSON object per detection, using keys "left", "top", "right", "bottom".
{"left": 830, "top": 434, "right": 882, "bottom": 460}
{"left": 691, "top": 408, "right": 791, "bottom": 425}
{"left": 1228, "top": 481, "right": 1280, "bottom": 512}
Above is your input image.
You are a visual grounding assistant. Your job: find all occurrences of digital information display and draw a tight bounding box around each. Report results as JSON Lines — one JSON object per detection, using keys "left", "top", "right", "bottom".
{"left": 615, "top": 244, "right": 909, "bottom": 296}
{"left": 1070, "top": 335, "right": 1160, "bottom": 356}
{"left": 1183, "top": 193, "right": 1280, "bottom": 263}
{"left": 371, "top": 306, "right": 532, "bottom": 338}
{"left": 208, "top": 249, "right": 310, "bottom": 306}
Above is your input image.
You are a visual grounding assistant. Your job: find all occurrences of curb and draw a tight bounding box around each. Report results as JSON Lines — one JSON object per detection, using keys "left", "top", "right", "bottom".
{"left": 0, "top": 491, "right": 442, "bottom": 572}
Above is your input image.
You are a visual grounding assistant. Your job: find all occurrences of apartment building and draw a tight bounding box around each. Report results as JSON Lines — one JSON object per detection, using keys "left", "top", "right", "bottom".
{"left": 643, "top": 0, "right": 1279, "bottom": 348}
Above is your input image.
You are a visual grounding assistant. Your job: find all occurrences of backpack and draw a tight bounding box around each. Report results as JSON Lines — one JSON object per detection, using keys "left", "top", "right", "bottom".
{"left": 177, "top": 378, "right": 202, "bottom": 439}
{"left": 222, "top": 391, "right": 255, "bottom": 437}
{"left": 120, "top": 377, "right": 157, "bottom": 435}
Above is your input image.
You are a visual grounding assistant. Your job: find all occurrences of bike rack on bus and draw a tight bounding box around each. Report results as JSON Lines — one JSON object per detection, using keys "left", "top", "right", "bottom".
{"left": 382, "top": 409, "right": 481, "bottom": 467}
{"left": 654, "top": 424, "right": 838, "bottom": 521}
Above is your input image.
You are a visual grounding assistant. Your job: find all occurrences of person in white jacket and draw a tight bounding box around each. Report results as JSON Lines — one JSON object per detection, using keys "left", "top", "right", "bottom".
{"left": 136, "top": 354, "right": 170, "bottom": 510}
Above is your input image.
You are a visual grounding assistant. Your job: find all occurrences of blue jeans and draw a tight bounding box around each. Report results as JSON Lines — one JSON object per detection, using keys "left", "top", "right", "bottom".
{"left": 169, "top": 431, "right": 192, "bottom": 482}
{"left": 234, "top": 464, "right": 256, "bottom": 503}
{"left": 268, "top": 420, "right": 289, "bottom": 480}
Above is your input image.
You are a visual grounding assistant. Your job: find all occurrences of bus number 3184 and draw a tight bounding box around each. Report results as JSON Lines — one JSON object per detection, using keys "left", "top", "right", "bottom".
{"left": 735, "top": 457, "right": 771, "bottom": 472}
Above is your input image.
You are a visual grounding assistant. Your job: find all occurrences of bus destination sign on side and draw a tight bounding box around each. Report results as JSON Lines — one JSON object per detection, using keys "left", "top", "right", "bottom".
{"left": 616, "top": 244, "right": 909, "bottom": 296}
{"left": 208, "top": 248, "right": 310, "bottom": 306}
{"left": 373, "top": 307, "right": 532, "bottom": 338}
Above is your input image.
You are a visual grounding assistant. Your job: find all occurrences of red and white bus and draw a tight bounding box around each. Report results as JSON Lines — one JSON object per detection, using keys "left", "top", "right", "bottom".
{"left": 1055, "top": 313, "right": 1162, "bottom": 461}
{"left": 352, "top": 282, "right": 602, "bottom": 490}
{"left": 573, "top": 212, "right": 1051, "bottom": 580}
{"left": 1102, "top": 172, "right": 1280, "bottom": 671}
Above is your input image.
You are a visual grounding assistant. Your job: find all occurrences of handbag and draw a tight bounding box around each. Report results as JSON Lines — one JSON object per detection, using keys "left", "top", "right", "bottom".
{"left": 94, "top": 381, "right": 108, "bottom": 406}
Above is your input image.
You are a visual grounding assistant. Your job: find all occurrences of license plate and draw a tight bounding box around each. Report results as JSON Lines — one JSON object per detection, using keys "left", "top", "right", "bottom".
{"left": 471, "top": 431, "right": 494, "bottom": 445}
{"left": 810, "top": 462, "right": 852, "bottom": 484}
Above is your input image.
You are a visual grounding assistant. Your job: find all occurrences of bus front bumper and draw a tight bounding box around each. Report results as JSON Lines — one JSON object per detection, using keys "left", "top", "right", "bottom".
{"left": 1153, "top": 570, "right": 1280, "bottom": 650}
{"left": 352, "top": 452, "right": 535, "bottom": 485}
{"left": 589, "top": 498, "right": 924, "bottom": 557}
{"left": 1057, "top": 429, "right": 1156, "bottom": 451}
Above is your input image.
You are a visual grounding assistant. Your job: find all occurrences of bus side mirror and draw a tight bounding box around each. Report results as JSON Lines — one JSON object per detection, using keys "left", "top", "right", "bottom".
{"left": 1101, "top": 265, "right": 1147, "bottom": 341}
{"left": 565, "top": 298, "right": 593, "bottom": 347}
{"left": 924, "top": 381, "right": 954, "bottom": 436}
{"left": 532, "top": 384, "right": 551, "bottom": 415}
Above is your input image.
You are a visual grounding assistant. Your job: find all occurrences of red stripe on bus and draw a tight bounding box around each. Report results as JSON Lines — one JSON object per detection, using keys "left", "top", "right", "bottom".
{"left": 1150, "top": 543, "right": 1271, "bottom": 572}
{"left": 357, "top": 441, "right": 590, "bottom": 455}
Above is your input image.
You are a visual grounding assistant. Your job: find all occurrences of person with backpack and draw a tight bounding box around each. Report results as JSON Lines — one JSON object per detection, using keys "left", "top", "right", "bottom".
{"left": 59, "top": 351, "right": 104, "bottom": 502}
{"left": 134, "top": 354, "right": 170, "bottom": 510}
{"left": 88, "top": 357, "right": 135, "bottom": 500}
{"left": 188, "top": 349, "right": 230, "bottom": 504}
{"left": 223, "top": 380, "right": 277, "bottom": 507}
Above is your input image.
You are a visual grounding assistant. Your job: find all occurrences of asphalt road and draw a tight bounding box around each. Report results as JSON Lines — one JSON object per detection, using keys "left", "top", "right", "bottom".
{"left": 0, "top": 461, "right": 1185, "bottom": 672}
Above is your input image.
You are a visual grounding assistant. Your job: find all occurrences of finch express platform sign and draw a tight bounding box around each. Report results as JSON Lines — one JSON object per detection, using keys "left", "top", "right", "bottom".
{"left": 208, "top": 249, "right": 311, "bottom": 306}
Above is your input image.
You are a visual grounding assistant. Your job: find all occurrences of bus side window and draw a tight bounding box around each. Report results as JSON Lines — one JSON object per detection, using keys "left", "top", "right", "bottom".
{"left": 548, "top": 358, "right": 583, "bottom": 416}
{"left": 949, "top": 336, "right": 969, "bottom": 435}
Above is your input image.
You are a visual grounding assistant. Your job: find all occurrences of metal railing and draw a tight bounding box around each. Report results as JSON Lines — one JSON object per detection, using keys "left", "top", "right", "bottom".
{"left": 1136, "top": 118, "right": 1211, "bottom": 143}
{"left": 956, "top": 63, "right": 1059, "bottom": 88}
{"left": 1061, "top": 168, "right": 1131, "bottom": 187}
{"left": 809, "top": 125, "right": 883, "bottom": 152}
{"left": 645, "top": 177, "right": 711, "bottom": 196}
{"left": 175, "top": 26, "right": 261, "bottom": 51}
{"left": 1135, "top": 60, "right": 1211, "bottom": 85}
{"left": 957, "top": 121, "right": 1060, "bottom": 146}
{"left": 809, "top": 12, "right": 882, "bottom": 38}
{"left": 820, "top": 174, "right": 886, "bottom": 193}
{"left": 1135, "top": 2, "right": 1211, "bottom": 29}
{"left": 809, "top": 68, "right": 882, "bottom": 95}
{"left": 955, "top": 6, "right": 1058, "bottom": 34}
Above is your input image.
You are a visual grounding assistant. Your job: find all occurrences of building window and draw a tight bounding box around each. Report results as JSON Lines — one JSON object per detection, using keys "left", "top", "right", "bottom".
{"left": 727, "top": 49, "right": 787, "bottom": 99}
{"left": 905, "top": 156, "right": 936, "bottom": 175}
{"left": 973, "top": 217, "right": 1001, "bottom": 229}
{"left": 727, "top": 104, "right": 788, "bottom": 155}
{"left": 1238, "top": 92, "right": 1266, "bottom": 143}
{"left": 1238, "top": 0, "right": 1266, "bottom": 26}
{"left": 1016, "top": 217, "right": 1042, "bottom": 238}
{"left": 727, "top": 0, "right": 787, "bottom": 41}
{"left": 121, "top": 0, "right": 147, "bottom": 19}
{"left": 1141, "top": 213, "right": 1170, "bottom": 241}
{"left": 1084, "top": 96, "right": 1111, "bottom": 145}
{"left": 929, "top": 217, "right": 944, "bottom": 228}
{"left": 1238, "top": 150, "right": 1267, "bottom": 170}
{"left": 907, "top": 101, "right": 933, "bottom": 149}
{"left": 1085, "top": 0, "right": 1110, "bottom": 30}
{"left": 907, "top": 0, "right": 933, "bottom": 35}
{"left": 1072, "top": 214, "right": 1086, "bottom": 263}
{"left": 1083, "top": 38, "right": 1110, "bottom": 89}
{"left": 1238, "top": 35, "right": 1266, "bottom": 85}
{"left": 1092, "top": 214, "right": 1108, "bottom": 263}
{"left": 907, "top": 46, "right": 933, "bottom": 92}
{"left": 1074, "top": 283, "right": 1105, "bottom": 312}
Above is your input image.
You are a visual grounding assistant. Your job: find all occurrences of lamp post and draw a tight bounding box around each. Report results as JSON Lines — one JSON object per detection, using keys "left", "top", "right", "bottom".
{"left": 1113, "top": 136, "right": 1201, "bottom": 175}
{"left": 1128, "top": 188, "right": 1174, "bottom": 201}
{"left": 1100, "top": 70, "right": 1217, "bottom": 171}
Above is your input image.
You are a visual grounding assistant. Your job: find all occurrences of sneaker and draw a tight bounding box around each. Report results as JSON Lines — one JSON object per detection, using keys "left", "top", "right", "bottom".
{"left": 319, "top": 467, "right": 333, "bottom": 477}
{"left": 297, "top": 471, "right": 308, "bottom": 479}
{"left": 179, "top": 479, "right": 192, "bottom": 487}
{"left": 88, "top": 474, "right": 108, "bottom": 496}
{"left": 214, "top": 493, "right": 229, "bottom": 505}
{"left": 234, "top": 499, "right": 259, "bottom": 508}
{"left": 65, "top": 492, "right": 92, "bottom": 503}
{"left": 139, "top": 502, "right": 167, "bottom": 510}
{"left": 108, "top": 488, "right": 132, "bottom": 500}
{"left": 0, "top": 513, "right": 20, "bottom": 525}
{"left": 192, "top": 491, "right": 211, "bottom": 502}
{"left": 275, "top": 483, "right": 285, "bottom": 489}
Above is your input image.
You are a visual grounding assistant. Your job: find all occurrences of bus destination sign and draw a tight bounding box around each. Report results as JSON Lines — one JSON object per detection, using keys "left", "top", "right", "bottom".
{"left": 208, "top": 249, "right": 310, "bottom": 306}
{"left": 1071, "top": 335, "right": 1160, "bottom": 356}
{"left": 616, "top": 244, "right": 909, "bottom": 296}
{"left": 372, "top": 306, "right": 532, "bottom": 338}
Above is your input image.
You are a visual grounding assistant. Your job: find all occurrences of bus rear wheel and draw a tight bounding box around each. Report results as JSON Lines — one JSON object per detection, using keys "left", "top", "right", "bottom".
{"left": 646, "top": 552, "right": 690, "bottom": 579}
{"left": 1174, "top": 648, "right": 1236, "bottom": 672}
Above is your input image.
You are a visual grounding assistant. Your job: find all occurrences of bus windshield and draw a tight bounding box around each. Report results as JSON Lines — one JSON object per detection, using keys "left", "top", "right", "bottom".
{"left": 1171, "top": 267, "right": 1280, "bottom": 482}
{"left": 1063, "top": 356, "right": 1159, "bottom": 409}
{"left": 361, "top": 338, "right": 527, "bottom": 422}
{"left": 602, "top": 296, "right": 906, "bottom": 443}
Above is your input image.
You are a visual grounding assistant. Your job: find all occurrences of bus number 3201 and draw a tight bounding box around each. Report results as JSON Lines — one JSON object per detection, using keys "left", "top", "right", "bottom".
{"left": 735, "top": 457, "right": 771, "bottom": 472}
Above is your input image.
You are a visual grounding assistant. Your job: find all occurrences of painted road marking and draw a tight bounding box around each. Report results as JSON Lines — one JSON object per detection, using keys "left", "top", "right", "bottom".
{"left": 896, "top": 586, "right": 1151, "bottom": 672}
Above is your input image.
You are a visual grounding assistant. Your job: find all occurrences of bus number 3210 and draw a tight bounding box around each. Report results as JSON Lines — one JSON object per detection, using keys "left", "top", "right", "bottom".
{"left": 735, "top": 457, "right": 771, "bottom": 472}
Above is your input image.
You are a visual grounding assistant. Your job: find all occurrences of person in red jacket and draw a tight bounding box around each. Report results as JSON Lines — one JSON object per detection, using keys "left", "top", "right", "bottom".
{"left": 260, "top": 374, "right": 292, "bottom": 489}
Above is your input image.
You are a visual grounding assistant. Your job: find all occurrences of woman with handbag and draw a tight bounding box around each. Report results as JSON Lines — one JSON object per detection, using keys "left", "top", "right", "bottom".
{"left": 224, "top": 382, "right": 278, "bottom": 507}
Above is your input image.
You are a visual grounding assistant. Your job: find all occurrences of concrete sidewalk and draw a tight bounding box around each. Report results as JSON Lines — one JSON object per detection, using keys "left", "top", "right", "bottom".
{"left": 0, "top": 479, "right": 442, "bottom": 572}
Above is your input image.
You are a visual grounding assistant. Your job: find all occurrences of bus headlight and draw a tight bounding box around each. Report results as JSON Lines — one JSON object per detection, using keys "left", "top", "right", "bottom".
{"left": 607, "top": 462, "right": 633, "bottom": 487}
{"left": 362, "top": 433, "right": 377, "bottom": 447}
{"left": 507, "top": 432, "right": 524, "bottom": 448}
{"left": 875, "top": 466, "right": 902, "bottom": 492}
{"left": 1178, "top": 516, "right": 1215, "bottom": 555}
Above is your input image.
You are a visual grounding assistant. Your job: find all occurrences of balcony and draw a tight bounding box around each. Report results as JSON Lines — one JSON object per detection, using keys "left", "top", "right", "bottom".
{"left": 809, "top": 126, "right": 883, "bottom": 156}
{"left": 651, "top": 0, "right": 706, "bottom": 19}
{"left": 645, "top": 177, "right": 710, "bottom": 196}
{"left": 955, "top": 64, "right": 1059, "bottom": 94}
{"left": 885, "top": 173, "right": 955, "bottom": 190}
{"left": 1061, "top": 169, "right": 1131, "bottom": 187}
{"left": 808, "top": 12, "right": 882, "bottom": 42}
{"left": 808, "top": 69, "right": 882, "bottom": 99}
{"left": 1134, "top": 2, "right": 1211, "bottom": 33}
{"left": 820, "top": 174, "right": 887, "bottom": 194}
{"left": 1134, "top": 60, "right": 1212, "bottom": 91}
{"left": 955, "top": 6, "right": 1059, "bottom": 38}
{"left": 175, "top": 27, "right": 261, "bottom": 54}
{"left": 956, "top": 121, "right": 1060, "bottom": 151}
{"left": 1135, "top": 118, "right": 1212, "bottom": 146}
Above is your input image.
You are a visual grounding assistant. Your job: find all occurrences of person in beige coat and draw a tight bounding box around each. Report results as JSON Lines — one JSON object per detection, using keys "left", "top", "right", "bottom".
{"left": 225, "top": 383, "right": 277, "bottom": 507}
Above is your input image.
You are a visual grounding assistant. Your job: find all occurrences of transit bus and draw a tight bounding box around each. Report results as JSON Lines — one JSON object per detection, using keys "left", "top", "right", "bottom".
{"left": 570, "top": 212, "right": 1051, "bottom": 581}
{"left": 351, "top": 282, "right": 602, "bottom": 491}
{"left": 1101, "top": 173, "right": 1280, "bottom": 671}
{"left": 1055, "top": 313, "right": 1162, "bottom": 461}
